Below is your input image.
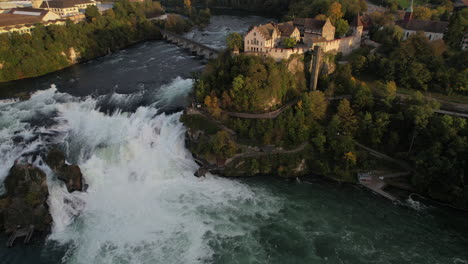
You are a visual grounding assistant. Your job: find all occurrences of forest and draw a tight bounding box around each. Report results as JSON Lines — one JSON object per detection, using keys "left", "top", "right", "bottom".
{"left": 184, "top": 28, "right": 468, "bottom": 208}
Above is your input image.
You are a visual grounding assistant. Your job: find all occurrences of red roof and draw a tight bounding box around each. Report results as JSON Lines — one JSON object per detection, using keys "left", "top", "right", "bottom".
{"left": 0, "top": 13, "right": 42, "bottom": 27}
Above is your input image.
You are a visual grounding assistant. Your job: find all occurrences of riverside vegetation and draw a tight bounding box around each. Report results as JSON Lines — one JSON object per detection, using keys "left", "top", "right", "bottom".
{"left": 0, "top": 0, "right": 211, "bottom": 83}
{"left": 0, "top": 0, "right": 163, "bottom": 82}
{"left": 181, "top": 29, "right": 467, "bottom": 209}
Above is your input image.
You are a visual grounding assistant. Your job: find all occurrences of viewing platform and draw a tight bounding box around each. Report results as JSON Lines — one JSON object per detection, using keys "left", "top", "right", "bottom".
{"left": 358, "top": 171, "right": 411, "bottom": 201}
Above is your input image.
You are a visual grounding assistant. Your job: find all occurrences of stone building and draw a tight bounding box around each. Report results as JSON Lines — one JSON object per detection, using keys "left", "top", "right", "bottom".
{"left": 293, "top": 18, "right": 335, "bottom": 41}
{"left": 244, "top": 21, "right": 300, "bottom": 53}
{"left": 396, "top": 0, "right": 448, "bottom": 41}
{"left": 34, "top": 0, "right": 97, "bottom": 17}
{"left": 0, "top": 7, "right": 61, "bottom": 34}
{"left": 243, "top": 16, "right": 363, "bottom": 60}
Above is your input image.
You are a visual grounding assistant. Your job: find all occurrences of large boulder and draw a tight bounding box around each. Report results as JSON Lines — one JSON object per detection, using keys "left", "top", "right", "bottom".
{"left": 0, "top": 164, "right": 52, "bottom": 234}
{"left": 46, "top": 149, "right": 84, "bottom": 193}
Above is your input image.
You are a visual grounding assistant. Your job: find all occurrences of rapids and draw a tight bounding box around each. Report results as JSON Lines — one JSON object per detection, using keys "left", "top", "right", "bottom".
{"left": 0, "top": 15, "right": 467, "bottom": 264}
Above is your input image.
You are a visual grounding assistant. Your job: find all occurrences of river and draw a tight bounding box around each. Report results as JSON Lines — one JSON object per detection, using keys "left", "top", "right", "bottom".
{"left": 0, "top": 15, "right": 467, "bottom": 264}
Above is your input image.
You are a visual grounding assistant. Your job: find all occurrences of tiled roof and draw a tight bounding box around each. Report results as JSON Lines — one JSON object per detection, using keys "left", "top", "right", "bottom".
{"left": 277, "top": 21, "right": 296, "bottom": 37}
{"left": 256, "top": 23, "right": 278, "bottom": 40}
{"left": 294, "top": 18, "right": 326, "bottom": 31}
{"left": 397, "top": 19, "right": 448, "bottom": 34}
{"left": 0, "top": 13, "right": 41, "bottom": 27}
{"left": 40, "top": 0, "right": 94, "bottom": 9}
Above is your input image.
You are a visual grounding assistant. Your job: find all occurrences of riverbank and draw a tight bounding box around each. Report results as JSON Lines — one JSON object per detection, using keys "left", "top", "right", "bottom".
{"left": 0, "top": 13, "right": 467, "bottom": 262}
{"left": 0, "top": 0, "right": 165, "bottom": 83}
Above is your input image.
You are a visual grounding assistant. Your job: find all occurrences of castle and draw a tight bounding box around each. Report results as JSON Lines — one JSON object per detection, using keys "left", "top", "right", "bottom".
{"left": 243, "top": 16, "right": 363, "bottom": 60}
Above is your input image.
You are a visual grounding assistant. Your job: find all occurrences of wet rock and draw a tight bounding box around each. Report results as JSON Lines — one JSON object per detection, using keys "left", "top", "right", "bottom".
{"left": 56, "top": 165, "right": 83, "bottom": 193}
{"left": 194, "top": 167, "right": 208, "bottom": 177}
{"left": 46, "top": 149, "right": 84, "bottom": 193}
{"left": 45, "top": 149, "right": 66, "bottom": 170}
{"left": 0, "top": 164, "right": 52, "bottom": 234}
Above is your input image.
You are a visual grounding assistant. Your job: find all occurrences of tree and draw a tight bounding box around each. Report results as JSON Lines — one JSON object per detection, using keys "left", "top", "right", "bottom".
{"left": 307, "top": 91, "right": 328, "bottom": 121}
{"left": 184, "top": 0, "right": 192, "bottom": 13}
{"left": 413, "top": 6, "right": 432, "bottom": 20}
{"left": 204, "top": 95, "right": 221, "bottom": 117}
{"left": 85, "top": 6, "right": 101, "bottom": 22}
{"left": 327, "top": 2, "right": 344, "bottom": 23}
{"left": 334, "top": 18, "right": 349, "bottom": 38}
{"left": 444, "top": 12, "right": 466, "bottom": 50}
{"left": 405, "top": 92, "right": 440, "bottom": 154}
{"left": 226, "top": 32, "right": 243, "bottom": 51}
{"left": 336, "top": 99, "right": 358, "bottom": 135}
{"left": 210, "top": 131, "right": 238, "bottom": 158}
{"left": 283, "top": 37, "right": 297, "bottom": 48}
{"left": 352, "top": 83, "right": 374, "bottom": 110}
{"left": 375, "top": 81, "right": 397, "bottom": 105}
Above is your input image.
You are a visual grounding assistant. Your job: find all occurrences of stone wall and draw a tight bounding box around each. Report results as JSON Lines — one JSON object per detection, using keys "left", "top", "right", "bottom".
{"left": 313, "top": 34, "right": 361, "bottom": 55}
{"left": 258, "top": 48, "right": 310, "bottom": 61}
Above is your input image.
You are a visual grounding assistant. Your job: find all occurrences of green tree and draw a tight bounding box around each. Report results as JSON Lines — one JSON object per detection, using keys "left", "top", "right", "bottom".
{"left": 283, "top": 37, "right": 297, "bottom": 48}
{"left": 306, "top": 90, "right": 328, "bottom": 121}
{"left": 405, "top": 92, "right": 440, "bottom": 154}
{"left": 336, "top": 99, "right": 358, "bottom": 135}
{"left": 444, "top": 12, "right": 466, "bottom": 50}
{"left": 327, "top": 2, "right": 344, "bottom": 23}
{"left": 413, "top": 6, "right": 432, "bottom": 20}
{"left": 226, "top": 32, "right": 244, "bottom": 51}
{"left": 85, "top": 6, "right": 101, "bottom": 22}
{"left": 211, "top": 131, "right": 238, "bottom": 158}
{"left": 334, "top": 18, "right": 349, "bottom": 38}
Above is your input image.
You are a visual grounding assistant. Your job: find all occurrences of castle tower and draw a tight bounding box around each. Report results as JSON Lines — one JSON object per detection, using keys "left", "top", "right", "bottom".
{"left": 404, "top": 0, "right": 413, "bottom": 23}
{"left": 351, "top": 13, "right": 364, "bottom": 37}
{"left": 31, "top": 0, "right": 44, "bottom": 8}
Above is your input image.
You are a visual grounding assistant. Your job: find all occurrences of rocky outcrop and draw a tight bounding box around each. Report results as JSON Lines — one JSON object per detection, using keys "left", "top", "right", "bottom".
{"left": 68, "top": 47, "right": 80, "bottom": 64}
{"left": 0, "top": 164, "right": 52, "bottom": 234}
{"left": 0, "top": 149, "right": 85, "bottom": 241}
{"left": 320, "top": 55, "right": 336, "bottom": 76}
{"left": 46, "top": 149, "right": 84, "bottom": 193}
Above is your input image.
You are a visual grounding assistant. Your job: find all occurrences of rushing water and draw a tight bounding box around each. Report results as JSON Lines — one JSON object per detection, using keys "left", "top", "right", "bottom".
{"left": 0, "top": 15, "right": 467, "bottom": 264}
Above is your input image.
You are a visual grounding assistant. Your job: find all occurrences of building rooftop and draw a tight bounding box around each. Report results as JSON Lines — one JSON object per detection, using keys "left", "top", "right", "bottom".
{"left": 276, "top": 21, "right": 296, "bottom": 37}
{"left": 8, "top": 7, "right": 49, "bottom": 17}
{"left": 0, "top": 13, "right": 41, "bottom": 27}
{"left": 256, "top": 23, "right": 279, "bottom": 40}
{"left": 40, "top": 0, "right": 94, "bottom": 9}
{"left": 397, "top": 19, "right": 448, "bottom": 34}
{"left": 293, "top": 18, "right": 327, "bottom": 31}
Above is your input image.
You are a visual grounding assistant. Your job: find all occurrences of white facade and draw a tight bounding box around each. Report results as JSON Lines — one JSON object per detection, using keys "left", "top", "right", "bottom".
{"left": 402, "top": 29, "right": 444, "bottom": 41}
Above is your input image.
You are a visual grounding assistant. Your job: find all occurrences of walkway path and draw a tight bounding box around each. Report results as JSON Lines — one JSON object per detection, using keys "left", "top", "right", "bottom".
{"left": 185, "top": 107, "right": 236, "bottom": 135}
{"left": 225, "top": 142, "right": 308, "bottom": 166}
{"left": 355, "top": 142, "right": 413, "bottom": 171}
{"left": 222, "top": 100, "right": 299, "bottom": 119}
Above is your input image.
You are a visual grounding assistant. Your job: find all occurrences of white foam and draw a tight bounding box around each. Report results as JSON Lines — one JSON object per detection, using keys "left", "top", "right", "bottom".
{"left": 154, "top": 77, "right": 194, "bottom": 106}
{"left": 48, "top": 99, "right": 279, "bottom": 264}
{"left": 0, "top": 84, "right": 281, "bottom": 263}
